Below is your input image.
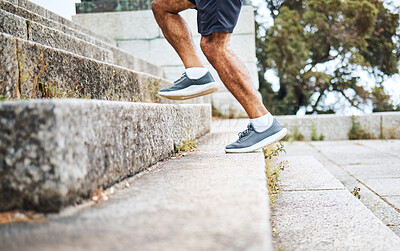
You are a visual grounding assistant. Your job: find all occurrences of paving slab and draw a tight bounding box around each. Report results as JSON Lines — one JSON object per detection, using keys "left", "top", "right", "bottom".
{"left": 280, "top": 156, "right": 344, "bottom": 191}
{"left": 0, "top": 120, "right": 273, "bottom": 251}
{"left": 290, "top": 140, "right": 400, "bottom": 239}
{"left": 385, "top": 197, "right": 400, "bottom": 210}
{"left": 362, "top": 178, "right": 400, "bottom": 197}
{"left": 339, "top": 178, "right": 400, "bottom": 226}
{"left": 272, "top": 190, "right": 400, "bottom": 250}
{"left": 358, "top": 140, "right": 400, "bottom": 158}
{"left": 341, "top": 163, "right": 400, "bottom": 179}
{"left": 271, "top": 142, "right": 400, "bottom": 249}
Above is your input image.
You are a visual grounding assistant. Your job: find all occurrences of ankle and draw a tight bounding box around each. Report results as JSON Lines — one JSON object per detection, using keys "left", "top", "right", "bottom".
{"left": 250, "top": 113, "right": 274, "bottom": 132}
{"left": 186, "top": 67, "right": 209, "bottom": 79}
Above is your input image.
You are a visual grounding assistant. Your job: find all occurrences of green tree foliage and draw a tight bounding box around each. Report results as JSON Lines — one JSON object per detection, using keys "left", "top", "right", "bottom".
{"left": 257, "top": 0, "right": 400, "bottom": 114}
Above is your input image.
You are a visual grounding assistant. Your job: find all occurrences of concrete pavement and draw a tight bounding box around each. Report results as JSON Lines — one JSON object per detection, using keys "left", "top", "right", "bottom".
{"left": 271, "top": 139, "right": 400, "bottom": 250}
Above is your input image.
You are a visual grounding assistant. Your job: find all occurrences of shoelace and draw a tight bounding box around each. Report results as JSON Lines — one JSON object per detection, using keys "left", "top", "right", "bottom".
{"left": 174, "top": 73, "right": 186, "bottom": 84}
{"left": 238, "top": 124, "right": 253, "bottom": 139}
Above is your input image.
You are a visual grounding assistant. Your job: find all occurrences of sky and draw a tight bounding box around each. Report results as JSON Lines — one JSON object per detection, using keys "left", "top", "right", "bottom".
{"left": 29, "top": 0, "right": 81, "bottom": 20}
{"left": 30, "top": 0, "right": 400, "bottom": 114}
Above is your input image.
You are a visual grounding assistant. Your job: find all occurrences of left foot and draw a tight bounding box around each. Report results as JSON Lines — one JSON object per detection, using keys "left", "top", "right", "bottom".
{"left": 158, "top": 72, "right": 219, "bottom": 100}
{"left": 225, "top": 118, "right": 287, "bottom": 153}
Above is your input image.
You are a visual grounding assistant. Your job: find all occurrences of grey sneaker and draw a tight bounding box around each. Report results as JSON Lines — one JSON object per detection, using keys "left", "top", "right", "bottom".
{"left": 159, "top": 72, "right": 219, "bottom": 100}
{"left": 225, "top": 118, "right": 287, "bottom": 153}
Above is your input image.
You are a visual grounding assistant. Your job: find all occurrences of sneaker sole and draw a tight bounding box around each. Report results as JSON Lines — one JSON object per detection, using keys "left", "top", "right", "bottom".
{"left": 159, "top": 82, "right": 219, "bottom": 100}
{"left": 225, "top": 128, "right": 288, "bottom": 153}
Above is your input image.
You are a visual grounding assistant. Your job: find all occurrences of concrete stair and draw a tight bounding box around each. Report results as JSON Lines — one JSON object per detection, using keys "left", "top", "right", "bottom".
{"left": 0, "top": 0, "right": 212, "bottom": 212}
{"left": 0, "top": 119, "right": 273, "bottom": 251}
{"left": 0, "top": 31, "right": 167, "bottom": 101}
{"left": 271, "top": 154, "right": 400, "bottom": 250}
{"left": 0, "top": 0, "right": 163, "bottom": 76}
{"left": 0, "top": 99, "right": 211, "bottom": 212}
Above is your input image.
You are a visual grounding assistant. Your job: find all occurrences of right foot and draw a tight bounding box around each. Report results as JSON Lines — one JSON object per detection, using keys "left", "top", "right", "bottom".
{"left": 158, "top": 72, "right": 219, "bottom": 100}
{"left": 225, "top": 118, "right": 287, "bottom": 153}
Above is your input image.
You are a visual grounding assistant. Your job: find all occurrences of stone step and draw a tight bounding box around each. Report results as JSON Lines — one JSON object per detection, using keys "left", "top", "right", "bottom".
{"left": 0, "top": 99, "right": 211, "bottom": 212}
{"left": 0, "top": 0, "right": 163, "bottom": 76}
{"left": 0, "top": 8, "right": 114, "bottom": 63}
{"left": 0, "top": 32, "right": 167, "bottom": 101}
{"left": 271, "top": 155, "right": 400, "bottom": 250}
{"left": 0, "top": 118, "right": 273, "bottom": 250}
{"left": 3, "top": 0, "right": 116, "bottom": 45}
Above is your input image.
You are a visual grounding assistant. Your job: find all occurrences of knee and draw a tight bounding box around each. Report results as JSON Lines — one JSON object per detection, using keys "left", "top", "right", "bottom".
{"left": 200, "top": 38, "right": 218, "bottom": 61}
{"left": 201, "top": 35, "right": 229, "bottom": 62}
{"left": 151, "top": 0, "right": 162, "bottom": 15}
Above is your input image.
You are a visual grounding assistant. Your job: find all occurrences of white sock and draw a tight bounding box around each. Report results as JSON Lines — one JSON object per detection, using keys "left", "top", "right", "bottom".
{"left": 250, "top": 113, "right": 274, "bottom": 132}
{"left": 185, "top": 67, "right": 208, "bottom": 79}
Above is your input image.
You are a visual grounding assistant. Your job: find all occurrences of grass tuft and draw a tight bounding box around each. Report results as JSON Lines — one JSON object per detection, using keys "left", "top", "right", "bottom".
{"left": 348, "top": 116, "right": 371, "bottom": 140}
{"left": 174, "top": 138, "right": 198, "bottom": 155}
{"left": 263, "top": 142, "right": 288, "bottom": 206}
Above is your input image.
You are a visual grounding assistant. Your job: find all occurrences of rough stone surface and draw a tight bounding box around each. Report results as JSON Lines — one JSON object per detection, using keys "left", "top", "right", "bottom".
{"left": 1, "top": 0, "right": 164, "bottom": 75}
{"left": 11, "top": 33, "right": 161, "bottom": 101}
{"left": 0, "top": 117, "right": 272, "bottom": 251}
{"left": 14, "top": 0, "right": 116, "bottom": 45}
{"left": 0, "top": 99, "right": 211, "bottom": 212}
{"left": 0, "top": 9, "right": 114, "bottom": 63}
{"left": 0, "top": 32, "right": 186, "bottom": 103}
{"left": 28, "top": 21, "right": 114, "bottom": 63}
{"left": 0, "top": 33, "right": 19, "bottom": 99}
{"left": 0, "top": 8, "right": 26, "bottom": 39}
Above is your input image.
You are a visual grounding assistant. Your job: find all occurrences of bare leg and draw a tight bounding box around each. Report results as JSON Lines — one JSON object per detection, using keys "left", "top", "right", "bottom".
{"left": 151, "top": 0, "right": 204, "bottom": 68}
{"left": 200, "top": 33, "right": 268, "bottom": 118}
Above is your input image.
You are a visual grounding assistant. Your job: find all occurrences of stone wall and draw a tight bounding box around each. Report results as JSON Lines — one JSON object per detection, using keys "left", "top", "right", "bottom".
{"left": 73, "top": 5, "right": 259, "bottom": 117}
{"left": 276, "top": 112, "right": 400, "bottom": 141}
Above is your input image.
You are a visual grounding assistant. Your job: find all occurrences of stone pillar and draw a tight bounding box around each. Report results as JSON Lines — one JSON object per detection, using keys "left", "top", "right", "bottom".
{"left": 73, "top": 0, "right": 257, "bottom": 117}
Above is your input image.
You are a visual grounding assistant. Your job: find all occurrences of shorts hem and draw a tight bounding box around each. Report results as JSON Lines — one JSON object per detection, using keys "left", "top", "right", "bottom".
{"left": 199, "top": 28, "right": 234, "bottom": 36}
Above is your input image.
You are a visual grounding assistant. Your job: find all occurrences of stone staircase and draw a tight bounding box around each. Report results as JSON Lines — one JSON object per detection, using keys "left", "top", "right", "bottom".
{"left": 0, "top": 0, "right": 211, "bottom": 212}
{"left": 1, "top": 1, "right": 400, "bottom": 250}
{"left": 0, "top": 0, "right": 162, "bottom": 76}
{"left": 0, "top": 119, "right": 274, "bottom": 251}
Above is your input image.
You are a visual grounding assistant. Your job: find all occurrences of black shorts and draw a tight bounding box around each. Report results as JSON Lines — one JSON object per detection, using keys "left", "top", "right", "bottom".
{"left": 188, "top": 0, "right": 242, "bottom": 36}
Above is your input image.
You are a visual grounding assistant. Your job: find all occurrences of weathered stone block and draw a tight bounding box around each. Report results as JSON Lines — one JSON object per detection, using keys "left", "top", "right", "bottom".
{"left": 0, "top": 0, "right": 115, "bottom": 48}
{"left": 0, "top": 33, "right": 19, "bottom": 99}
{"left": 15, "top": 37, "right": 162, "bottom": 102}
{"left": 28, "top": 21, "right": 114, "bottom": 63}
{"left": 3, "top": 0, "right": 17, "bottom": 5}
{"left": 0, "top": 99, "right": 211, "bottom": 212}
{"left": 0, "top": 9, "right": 26, "bottom": 39}
{"left": 14, "top": 0, "right": 116, "bottom": 45}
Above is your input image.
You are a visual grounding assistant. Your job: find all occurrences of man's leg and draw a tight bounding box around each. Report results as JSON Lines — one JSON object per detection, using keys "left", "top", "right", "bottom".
{"left": 151, "top": 0, "right": 203, "bottom": 68}
{"left": 201, "top": 33, "right": 287, "bottom": 153}
{"left": 152, "top": 0, "right": 219, "bottom": 100}
{"left": 200, "top": 33, "right": 267, "bottom": 119}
